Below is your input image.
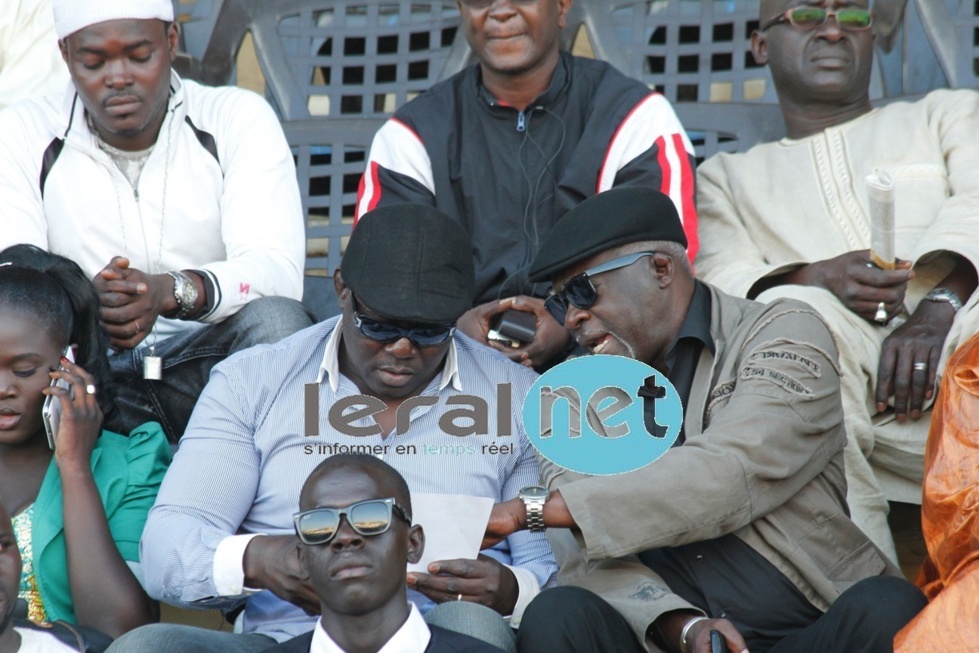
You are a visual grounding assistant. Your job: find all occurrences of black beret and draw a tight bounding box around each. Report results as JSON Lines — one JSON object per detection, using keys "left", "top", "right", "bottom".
{"left": 529, "top": 187, "right": 687, "bottom": 282}
{"left": 341, "top": 204, "right": 475, "bottom": 324}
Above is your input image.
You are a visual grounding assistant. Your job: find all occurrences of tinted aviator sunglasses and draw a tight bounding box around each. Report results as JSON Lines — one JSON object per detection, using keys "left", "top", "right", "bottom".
{"left": 544, "top": 251, "right": 657, "bottom": 325}
{"left": 761, "top": 7, "right": 873, "bottom": 31}
{"left": 352, "top": 297, "right": 455, "bottom": 347}
{"left": 293, "top": 498, "right": 411, "bottom": 545}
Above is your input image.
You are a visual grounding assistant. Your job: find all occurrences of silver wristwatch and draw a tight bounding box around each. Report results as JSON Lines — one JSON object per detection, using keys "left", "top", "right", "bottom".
{"left": 518, "top": 486, "right": 548, "bottom": 532}
{"left": 168, "top": 270, "right": 199, "bottom": 320}
{"left": 923, "top": 287, "right": 963, "bottom": 312}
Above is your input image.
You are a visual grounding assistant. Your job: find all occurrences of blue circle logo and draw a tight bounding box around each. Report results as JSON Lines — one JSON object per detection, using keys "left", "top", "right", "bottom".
{"left": 522, "top": 355, "right": 682, "bottom": 475}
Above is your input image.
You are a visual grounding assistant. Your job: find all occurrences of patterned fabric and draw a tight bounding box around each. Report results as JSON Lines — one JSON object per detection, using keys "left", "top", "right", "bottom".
{"left": 13, "top": 504, "right": 47, "bottom": 623}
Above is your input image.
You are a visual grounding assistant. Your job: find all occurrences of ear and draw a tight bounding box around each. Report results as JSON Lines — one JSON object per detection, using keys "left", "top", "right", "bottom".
{"left": 750, "top": 29, "right": 769, "bottom": 66}
{"left": 58, "top": 39, "right": 69, "bottom": 65}
{"left": 297, "top": 542, "right": 310, "bottom": 575}
{"left": 406, "top": 524, "right": 425, "bottom": 565}
{"left": 166, "top": 22, "right": 179, "bottom": 62}
{"left": 557, "top": 0, "right": 573, "bottom": 30}
{"left": 651, "top": 252, "right": 675, "bottom": 289}
{"left": 333, "top": 269, "right": 350, "bottom": 309}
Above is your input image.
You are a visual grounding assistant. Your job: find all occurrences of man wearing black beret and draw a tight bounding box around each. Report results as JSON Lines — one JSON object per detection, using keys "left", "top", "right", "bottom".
{"left": 109, "top": 204, "right": 556, "bottom": 653}
{"left": 483, "top": 187, "right": 925, "bottom": 653}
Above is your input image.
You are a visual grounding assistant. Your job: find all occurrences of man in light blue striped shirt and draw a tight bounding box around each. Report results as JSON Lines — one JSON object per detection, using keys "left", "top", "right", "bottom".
{"left": 107, "top": 205, "right": 557, "bottom": 653}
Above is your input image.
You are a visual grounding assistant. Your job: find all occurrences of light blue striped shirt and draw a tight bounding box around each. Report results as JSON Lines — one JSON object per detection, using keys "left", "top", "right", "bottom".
{"left": 140, "top": 317, "right": 557, "bottom": 642}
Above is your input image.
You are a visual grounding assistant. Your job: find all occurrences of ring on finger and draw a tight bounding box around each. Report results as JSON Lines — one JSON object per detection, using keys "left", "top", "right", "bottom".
{"left": 874, "top": 302, "right": 888, "bottom": 325}
{"left": 85, "top": 384, "right": 97, "bottom": 395}
{"left": 913, "top": 362, "right": 928, "bottom": 372}
{"left": 133, "top": 319, "right": 141, "bottom": 335}
{"left": 456, "top": 593, "right": 463, "bottom": 602}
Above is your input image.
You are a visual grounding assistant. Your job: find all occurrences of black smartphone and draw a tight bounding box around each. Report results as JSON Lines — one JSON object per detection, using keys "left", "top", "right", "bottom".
{"left": 487, "top": 309, "right": 536, "bottom": 348}
{"left": 710, "top": 630, "right": 725, "bottom": 653}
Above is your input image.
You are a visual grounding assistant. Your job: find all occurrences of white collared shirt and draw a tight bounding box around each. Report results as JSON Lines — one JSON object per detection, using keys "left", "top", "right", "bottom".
{"left": 310, "top": 604, "right": 431, "bottom": 653}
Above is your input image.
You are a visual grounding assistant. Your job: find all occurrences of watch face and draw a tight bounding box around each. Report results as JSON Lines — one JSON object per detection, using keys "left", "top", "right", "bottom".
{"left": 174, "top": 273, "right": 198, "bottom": 304}
{"left": 521, "top": 486, "right": 548, "bottom": 499}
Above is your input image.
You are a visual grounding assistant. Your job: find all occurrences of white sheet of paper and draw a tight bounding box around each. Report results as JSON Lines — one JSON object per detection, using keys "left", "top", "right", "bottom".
{"left": 406, "top": 493, "right": 494, "bottom": 573}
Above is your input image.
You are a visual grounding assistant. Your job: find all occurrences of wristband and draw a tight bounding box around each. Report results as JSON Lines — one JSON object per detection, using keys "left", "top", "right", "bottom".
{"left": 923, "top": 287, "right": 963, "bottom": 312}
{"left": 679, "top": 616, "right": 710, "bottom": 653}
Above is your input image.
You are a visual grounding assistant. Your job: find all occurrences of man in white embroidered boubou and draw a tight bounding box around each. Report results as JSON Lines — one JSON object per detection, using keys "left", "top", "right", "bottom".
{"left": 694, "top": 0, "right": 979, "bottom": 561}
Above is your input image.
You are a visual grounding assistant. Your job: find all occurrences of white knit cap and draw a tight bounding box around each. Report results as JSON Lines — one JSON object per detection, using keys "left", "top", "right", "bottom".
{"left": 53, "top": 0, "right": 175, "bottom": 39}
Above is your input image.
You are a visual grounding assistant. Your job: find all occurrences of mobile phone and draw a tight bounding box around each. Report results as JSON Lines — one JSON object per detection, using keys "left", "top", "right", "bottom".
{"left": 42, "top": 346, "right": 74, "bottom": 450}
{"left": 710, "top": 630, "right": 724, "bottom": 653}
{"left": 487, "top": 309, "right": 536, "bottom": 348}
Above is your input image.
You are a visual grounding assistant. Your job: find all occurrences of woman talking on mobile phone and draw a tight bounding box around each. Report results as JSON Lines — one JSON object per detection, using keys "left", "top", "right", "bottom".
{"left": 0, "top": 244, "right": 170, "bottom": 639}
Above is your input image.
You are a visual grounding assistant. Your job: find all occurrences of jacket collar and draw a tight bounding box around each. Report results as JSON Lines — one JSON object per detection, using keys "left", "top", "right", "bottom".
{"left": 685, "top": 284, "right": 745, "bottom": 436}
{"left": 473, "top": 50, "right": 572, "bottom": 112}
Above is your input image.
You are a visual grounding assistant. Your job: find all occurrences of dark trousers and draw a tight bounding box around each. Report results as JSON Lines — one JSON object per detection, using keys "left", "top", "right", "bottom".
{"left": 518, "top": 576, "right": 926, "bottom": 653}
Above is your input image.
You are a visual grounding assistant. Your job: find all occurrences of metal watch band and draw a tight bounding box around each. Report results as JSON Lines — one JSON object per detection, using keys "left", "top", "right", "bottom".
{"left": 525, "top": 498, "right": 545, "bottom": 532}
{"left": 923, "top": 287, "right": 963, "bottom": 312}
{"left": 168, "top": 271, "right": 199, "bottom": 320}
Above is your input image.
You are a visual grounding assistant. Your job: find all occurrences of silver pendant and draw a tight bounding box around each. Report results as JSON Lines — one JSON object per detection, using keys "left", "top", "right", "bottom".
{"left": 143, "top": 355, "right": 163, "bottom": 380}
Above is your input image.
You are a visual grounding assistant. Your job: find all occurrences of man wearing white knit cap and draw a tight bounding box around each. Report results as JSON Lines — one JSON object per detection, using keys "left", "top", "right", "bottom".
{"left": 0, "top": 0, "right": 314, "bottom": 443}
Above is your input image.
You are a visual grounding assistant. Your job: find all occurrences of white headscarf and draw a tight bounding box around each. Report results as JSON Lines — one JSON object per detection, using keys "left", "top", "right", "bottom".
{"left": 52, "top": 0, "right": 174, "bottom": 40}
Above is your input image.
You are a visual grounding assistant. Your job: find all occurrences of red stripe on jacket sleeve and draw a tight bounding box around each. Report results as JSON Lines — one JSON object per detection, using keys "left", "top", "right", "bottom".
{"left": 672, "top": 133, "right": 698, "bottom": 265}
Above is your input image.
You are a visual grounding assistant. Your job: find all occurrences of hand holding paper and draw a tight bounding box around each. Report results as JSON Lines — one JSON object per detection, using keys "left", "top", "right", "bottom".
{"left": 405, "top": 493, "right": 519, "bottom": 613}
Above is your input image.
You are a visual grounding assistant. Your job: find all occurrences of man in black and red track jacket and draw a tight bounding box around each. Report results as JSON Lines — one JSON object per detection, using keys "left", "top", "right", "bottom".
{"left": 356, "top": 0, "right": 697, "bottom": 370}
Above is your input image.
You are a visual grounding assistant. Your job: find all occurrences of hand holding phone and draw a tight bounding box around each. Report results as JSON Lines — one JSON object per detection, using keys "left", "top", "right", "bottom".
{"left": 42, "top": 346, "right": 74, "bottom": 449}
{"left": 710, "top": 630, "right": 725, "bottom": 653}
{"left": 487, "top": 309, "right": 537, "bottom": 348}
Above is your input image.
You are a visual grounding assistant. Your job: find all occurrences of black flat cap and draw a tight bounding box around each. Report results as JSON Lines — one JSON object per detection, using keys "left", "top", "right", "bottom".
{"left": 529, "top": 187, "right": 687, "bottom": 282}
{"left": 342, "top": 204, "right": 475, "bottom": 324}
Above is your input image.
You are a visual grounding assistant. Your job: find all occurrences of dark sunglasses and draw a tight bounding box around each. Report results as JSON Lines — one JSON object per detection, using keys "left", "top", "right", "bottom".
{"left": 352, "top": 297, "right": 455, "bottom": 347}
{"left": 293, "top": 498, "right": 411, "bottom": 545}
{"left": 761, "top": 7, "right": 873, "bottom": 32}
{"left": 460, "top": 0, "right": 537, "bottom": 8}
{"left": 544, "top": 251, "right": 657, "bottom": 325}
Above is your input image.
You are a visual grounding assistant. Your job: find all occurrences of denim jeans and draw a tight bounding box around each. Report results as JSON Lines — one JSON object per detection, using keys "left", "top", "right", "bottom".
{"left": 105, "top": 624, "right": 275, "bottom": 653}
{"left": 106, "top": 297, "right": 315, "bottom": 442}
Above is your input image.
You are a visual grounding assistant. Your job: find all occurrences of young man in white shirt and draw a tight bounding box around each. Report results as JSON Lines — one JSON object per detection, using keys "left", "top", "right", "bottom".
{"left": 262, "top": 454, "right": 505, "bottom": 653}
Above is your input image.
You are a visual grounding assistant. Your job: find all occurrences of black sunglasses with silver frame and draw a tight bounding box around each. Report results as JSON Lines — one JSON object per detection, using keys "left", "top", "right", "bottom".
{"left": 293, "top": 497, "right": 411, "bottom": 546}
{"left": 544, "top": 251, "right": 658, "bottom": 325}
